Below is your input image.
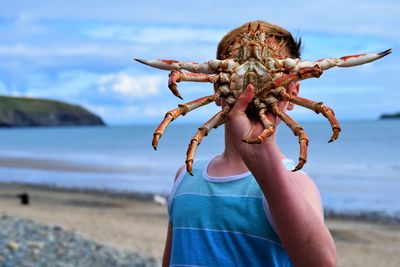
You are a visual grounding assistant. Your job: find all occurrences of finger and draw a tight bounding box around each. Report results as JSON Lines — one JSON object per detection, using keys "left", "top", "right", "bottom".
{"left": 229, "top": 84, "right": 255, "bottom": 119}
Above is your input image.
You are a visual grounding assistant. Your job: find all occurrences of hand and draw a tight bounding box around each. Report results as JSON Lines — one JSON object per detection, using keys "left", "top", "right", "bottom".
{"left": 227, "top": 84, "right": 278, "bottom": 156}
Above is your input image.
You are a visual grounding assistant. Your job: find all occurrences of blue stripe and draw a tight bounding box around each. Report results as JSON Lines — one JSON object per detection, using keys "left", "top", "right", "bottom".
{"left": 170, "top": 194, "right": 281, "bottom": 244}
{"left": 171, "top": 228, "right": 292, "bottom": 267}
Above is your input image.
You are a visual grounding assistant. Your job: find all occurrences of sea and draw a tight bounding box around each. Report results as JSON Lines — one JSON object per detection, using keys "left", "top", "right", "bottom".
{"left": 0, "top": 120, "right": 399, "bottom": 218}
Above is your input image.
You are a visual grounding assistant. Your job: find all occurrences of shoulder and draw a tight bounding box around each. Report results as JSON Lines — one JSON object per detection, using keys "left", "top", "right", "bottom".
{"left": 174, "top": 165, "right": 185, "bottom": 182}
{"left": 168, "top": 165, "right": 187, "bottom": 215}
{"left": 290, "top": 170, "right": 324, "bottom": 220}
{"left": 173, "top": 158, "right": 210, "bottom": 182}
{"left": 282, "top": 159, "right": 323, "bottom": 218}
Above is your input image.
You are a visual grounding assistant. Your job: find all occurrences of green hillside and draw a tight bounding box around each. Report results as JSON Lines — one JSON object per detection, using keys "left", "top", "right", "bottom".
{"left": 380, "top": 112, "right": 400, "bottom": 120}
{"left": 0, "top": 96, "right": 105, "bottom": 127}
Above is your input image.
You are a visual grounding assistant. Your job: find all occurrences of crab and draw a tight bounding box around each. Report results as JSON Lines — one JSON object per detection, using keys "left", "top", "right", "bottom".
{"left": 135, "top": 23, "right": 391, "bottom": 175}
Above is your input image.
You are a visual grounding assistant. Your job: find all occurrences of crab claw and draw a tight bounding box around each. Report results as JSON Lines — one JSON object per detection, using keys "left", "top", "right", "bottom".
{"left": 335, "top": 48, "right": 392, "bottom": 68}
{"left": 313, "top": 49, "right": 392, "bottom": 70}
{"left": 135, "top": 58, "right": 182, "bottom": 71}
{"left": 134, "top": 58, "right": 238, "bottom": 74}
{"left": 134, "top": 58, "right": 219, "bottom": 74}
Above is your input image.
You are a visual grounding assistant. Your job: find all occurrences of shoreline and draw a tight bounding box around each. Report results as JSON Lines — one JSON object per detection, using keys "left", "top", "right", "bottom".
{"left": 1, "top": 182, "right": 400, "bottom": 266}
{"left": 0, "top": 157, "right": 151, "bottom": 174}
{"left": 324, "top": 209, "right": 400, "bottom": 225}
{"left": 0, "top": 181, "right": 162, "bottom": 201}
{"left": 1, "top": 181, "right": 398, "bottom": 224}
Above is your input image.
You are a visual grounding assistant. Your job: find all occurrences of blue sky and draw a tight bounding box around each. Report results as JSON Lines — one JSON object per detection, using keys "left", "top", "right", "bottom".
{"left": 0, "top": 0, "right": 398, "bottom": 124}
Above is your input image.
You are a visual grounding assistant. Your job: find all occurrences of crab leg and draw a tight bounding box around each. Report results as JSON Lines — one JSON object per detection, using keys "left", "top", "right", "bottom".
{"left": 152, "top": 93, "right": 220, "bottom": 150}
{"left": 242, "top": 108, "right": 275, "bottom": 144}
{"left": 186, "top": 105, "right": 231, "bottom": 175}
{"left": 214, "top": 115, "right": 228, "bottom": 129}
{"left": 168, "top": 70, "right": 219, "bottom": 99}
{"left": 256, "top": 66, "right": 322, "bottom": 97}
{"left": 135, "top": 58, "right": 239, "bottom": 74}
{"left": 270, "top": 102, "right": 308, "bottom": 171}
{"left": 283, "top": 93, "right": 341, "bottom": 142}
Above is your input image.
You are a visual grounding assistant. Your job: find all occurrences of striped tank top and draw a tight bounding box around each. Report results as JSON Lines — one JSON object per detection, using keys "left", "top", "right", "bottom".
{"left": 168, "top": 158, "right": 295, "bottom": 267}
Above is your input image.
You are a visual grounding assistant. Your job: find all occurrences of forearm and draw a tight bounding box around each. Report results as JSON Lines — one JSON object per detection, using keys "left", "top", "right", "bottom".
{"left": 227, "top": 84, "right": 335, "bottom": 266}
{"left": 239, "top": 143, "right": 336, "bottom": 267}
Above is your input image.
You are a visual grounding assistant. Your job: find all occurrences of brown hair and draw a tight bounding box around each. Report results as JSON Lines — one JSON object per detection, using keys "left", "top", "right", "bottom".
{"left": 216, "top": 20, "right": 302, "bottom": 60}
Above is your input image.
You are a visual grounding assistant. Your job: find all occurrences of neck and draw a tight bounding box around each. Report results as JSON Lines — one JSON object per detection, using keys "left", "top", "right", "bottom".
{"left": 222, "top": 124, "right": 246, "bottom": 166}
{"left": 223, "top": 123, "right": 280, "bottom": 158}
{"left": 207, "top": 124, "right": 282, "bottom": 177}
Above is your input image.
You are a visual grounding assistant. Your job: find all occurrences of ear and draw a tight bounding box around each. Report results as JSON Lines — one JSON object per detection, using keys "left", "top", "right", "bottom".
{"left": 287, "top": 82, "right": 300, "bottom": 110}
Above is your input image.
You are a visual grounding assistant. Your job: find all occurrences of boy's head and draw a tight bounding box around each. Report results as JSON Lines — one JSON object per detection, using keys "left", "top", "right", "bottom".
{"left": 216, "top": 20, "right": 302, "bottom": 116}
{"left": 217, "top": 20, "right": 302, "bottom": 60}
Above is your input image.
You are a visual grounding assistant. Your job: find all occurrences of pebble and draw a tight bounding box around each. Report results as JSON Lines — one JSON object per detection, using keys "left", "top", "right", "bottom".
{"left": 0, "top": 215, "right": 157, "bottom": 266}
{"left": 6, "top": 241, "right": 19, "bottom": 251}
{"left": 27, "top": 241, "right": 44, "bottom": 250}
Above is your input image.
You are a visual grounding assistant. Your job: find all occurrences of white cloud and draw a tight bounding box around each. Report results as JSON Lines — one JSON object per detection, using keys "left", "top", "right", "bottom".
{"left": 20, "top": 69, "right": 166, "bottom": 102}
{"left": 300, "top": 85, "right": 377, "bottom": 96}
{"left": 24, "top": 71, "right": 99, "bottom": 99}
{"left": 2, "top": 0, "right": 399, "bottom": 41}
{"left": 86, "top": 25, "right": 224, "bottom": 44}
{"left": 85, "top": 104, "right": 140, "bottom": 123}
{"left": 98, "top": 72, "right": 163, "bottom": 99}
{"left": 0, "top": 82, "right": 7, "bottom": 94}
{"left": 12, "top": 14, "right": 47, "bottom": 35}
{"left": 0, "top": 44, "right": 122, "bottom": 58}
{"left": 85, "top": 104, "right": 169, "bottom": 124}
{"left": 86, "top": 100, "right": 221, "bottom": 125}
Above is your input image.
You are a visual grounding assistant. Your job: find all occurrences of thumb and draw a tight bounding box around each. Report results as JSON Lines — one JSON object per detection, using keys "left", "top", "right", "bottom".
{"left": 229, "top": 84, "right": 255, "bottom": 118}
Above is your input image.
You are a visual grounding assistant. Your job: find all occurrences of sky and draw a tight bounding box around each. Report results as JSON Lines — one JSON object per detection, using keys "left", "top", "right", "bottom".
{"left": 0, "top": 0, "right": 398, "bottom": 125}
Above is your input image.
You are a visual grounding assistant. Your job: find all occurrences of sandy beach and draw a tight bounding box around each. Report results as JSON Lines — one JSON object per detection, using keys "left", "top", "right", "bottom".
{"left": 0, "top": 183, "right": 399, "bottom": 267}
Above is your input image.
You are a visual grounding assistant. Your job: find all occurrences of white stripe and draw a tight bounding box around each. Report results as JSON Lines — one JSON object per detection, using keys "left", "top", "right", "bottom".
{"left": 173, "top": 227, "right": 283, "bottom": 247}
{"left": 202, "top": 156, "right": 252, "bottom": 182}
{"left": 174, "top": 192, "right": 262, "bottom": 199}
{"left": 168, "top": 167, "right": 187, "bottom": 213}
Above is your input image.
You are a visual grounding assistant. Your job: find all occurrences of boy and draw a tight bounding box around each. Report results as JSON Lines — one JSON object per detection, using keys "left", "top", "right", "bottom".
{"left": 162, "top": 21, "right": 336, "bottom": 267}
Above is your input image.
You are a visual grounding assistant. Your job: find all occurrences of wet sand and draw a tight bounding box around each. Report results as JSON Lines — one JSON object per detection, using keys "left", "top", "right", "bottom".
{"left": 0, "top": 183, "right": 399, "bottom": 266}
{"left": 0, "top": 157, "right": 149, "bottom": 173}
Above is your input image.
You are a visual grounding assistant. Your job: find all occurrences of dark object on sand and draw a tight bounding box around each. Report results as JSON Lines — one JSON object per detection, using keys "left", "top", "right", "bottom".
{"left": 17, "top": 192, "right": 29, "bottom": 205}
